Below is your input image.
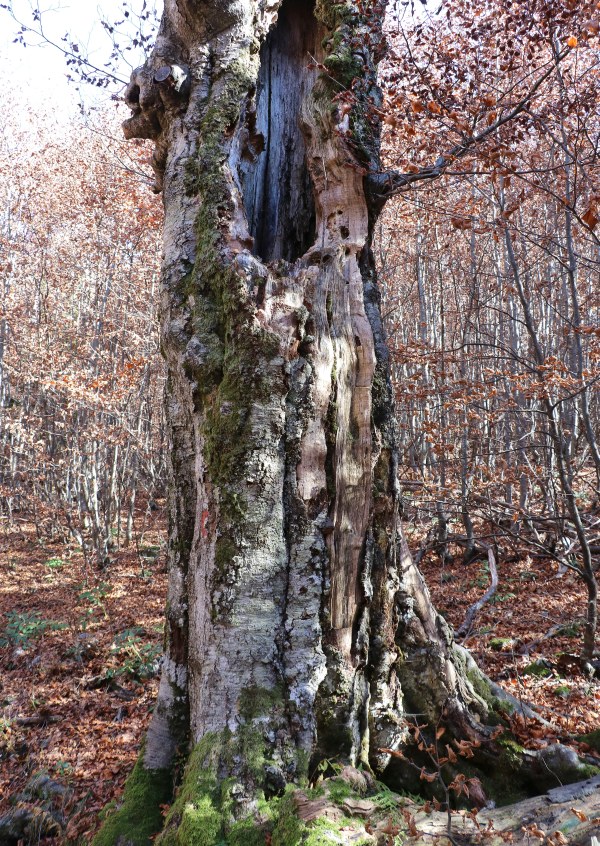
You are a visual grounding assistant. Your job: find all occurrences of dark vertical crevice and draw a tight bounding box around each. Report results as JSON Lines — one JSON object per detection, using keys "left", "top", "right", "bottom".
{"left": 255, "top": 39, "right": 274, "bottom": 258}
{"left": 238, "top": 0, "right": 321, "bottom": 262}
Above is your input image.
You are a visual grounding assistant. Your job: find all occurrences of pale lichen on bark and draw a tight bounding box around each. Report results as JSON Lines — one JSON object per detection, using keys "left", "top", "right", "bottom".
{"left": 95, "top": 1, "right": 522, "bottom": 843}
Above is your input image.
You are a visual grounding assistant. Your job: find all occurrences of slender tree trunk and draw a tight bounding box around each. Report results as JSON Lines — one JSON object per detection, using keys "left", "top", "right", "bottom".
{"left": 96, "top": 1, "right": 506, "bottom": 843}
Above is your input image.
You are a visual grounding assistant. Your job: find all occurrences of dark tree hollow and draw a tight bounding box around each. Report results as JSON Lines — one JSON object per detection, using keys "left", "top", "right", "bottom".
{"left": 239, "top": 0, "right": 320, "bottom": 262}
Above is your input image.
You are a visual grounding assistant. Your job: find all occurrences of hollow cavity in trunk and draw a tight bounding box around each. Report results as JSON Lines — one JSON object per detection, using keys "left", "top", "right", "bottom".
{"left": 239, "top": 0, "right": 318, "bottom": 262}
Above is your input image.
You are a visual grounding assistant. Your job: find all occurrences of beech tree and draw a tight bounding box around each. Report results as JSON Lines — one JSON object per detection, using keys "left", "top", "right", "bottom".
{"left": 377, "top": 0, "right": 600, "bottom": 659}
{"left": 91, "top": 0, "right": 597, "bottom": 844}
{"left": 0, "top": 106, "right": 164, "bottom": 564}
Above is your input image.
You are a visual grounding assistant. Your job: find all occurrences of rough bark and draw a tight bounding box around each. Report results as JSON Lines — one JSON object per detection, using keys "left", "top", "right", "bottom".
{"left": 95, "top": 1, "right": 533, "bottom": 843}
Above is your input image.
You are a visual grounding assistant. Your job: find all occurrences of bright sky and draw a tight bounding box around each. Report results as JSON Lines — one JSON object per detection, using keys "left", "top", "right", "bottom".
{"left": 0, "top": 0, "right": 163, "bottom": 115}
{"left": 0, "top": 0, "right": 430, "bottom": 119}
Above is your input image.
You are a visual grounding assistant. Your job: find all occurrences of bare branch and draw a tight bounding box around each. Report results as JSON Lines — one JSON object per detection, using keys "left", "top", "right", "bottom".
{"left": 367, "top": 48, "right": 572, "bottom": 206}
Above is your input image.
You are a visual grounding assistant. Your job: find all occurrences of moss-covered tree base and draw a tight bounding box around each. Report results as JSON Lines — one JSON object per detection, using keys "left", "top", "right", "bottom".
{"left": 92, "top": 753, "right": 173, "bottom": 846}
{"left": 93, "top": 749, "right": 600, "bottom": 846}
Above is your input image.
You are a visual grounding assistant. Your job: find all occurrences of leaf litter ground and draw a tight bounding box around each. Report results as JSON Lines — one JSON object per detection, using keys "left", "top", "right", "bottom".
{"left": 1, "top": 514, "right": 598, "bottom": 843}
{"left": 0, "top": 510, "right": 167, "bottom": 843}
{"left": 420, "top": 550, "right": 600, "bottom": 750}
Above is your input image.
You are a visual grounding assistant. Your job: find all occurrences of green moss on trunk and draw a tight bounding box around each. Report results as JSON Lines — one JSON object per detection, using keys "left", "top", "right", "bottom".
{"left": 155, "top": 734, "right": 223, "bottom": 846}
{"left": 314, "top": 0, "right": 352, "bottom": 30}
{"left": 92, "top": 753, "right": 173, "bottom": 846}
{"left": 180, "top": 53, "right": 286, "bottom": 620}
{"left": 156, "top": 685, "right": 291, "bottom": 846}
{"left": 155, "top": 734, "right": 274, "bottom": 846}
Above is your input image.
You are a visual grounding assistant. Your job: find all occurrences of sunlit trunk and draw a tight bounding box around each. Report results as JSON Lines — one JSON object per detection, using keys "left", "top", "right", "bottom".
{"left": 101, "top": 1, "right": 498, "bottom": 842}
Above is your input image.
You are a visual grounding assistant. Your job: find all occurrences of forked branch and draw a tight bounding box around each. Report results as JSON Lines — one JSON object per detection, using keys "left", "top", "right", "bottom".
{"left": 367, "top": 48, "right": 571, "bottom": 206}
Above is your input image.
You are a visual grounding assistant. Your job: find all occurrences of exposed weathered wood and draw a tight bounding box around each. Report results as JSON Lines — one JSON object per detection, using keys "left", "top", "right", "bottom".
{"left": 104, "top": 2, "right": 554, "bottom": 842}
{"left": 238, "top": 0, "right": 320, "bottom": 261}
{"left": 407, "top": 774, "right": 600, "bottom": 846}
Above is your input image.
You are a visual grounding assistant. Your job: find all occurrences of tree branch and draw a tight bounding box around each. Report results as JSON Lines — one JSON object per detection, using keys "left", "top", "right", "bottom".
{"left": 456, "top": 546, "right": 499, "bottom": 639}
{"left": 0, "top": 0, "right": 133, "bottom": 87}
{"left": 367, "top": 48, "right": 571, "bottom": 206}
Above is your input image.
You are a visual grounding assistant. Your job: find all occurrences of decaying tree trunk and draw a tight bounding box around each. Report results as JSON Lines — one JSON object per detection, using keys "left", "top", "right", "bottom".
{"left": 93, "top": 1, "right": 540, "bottom": 843}
{"left": 394, "top": 774, "right": 600, "bottom": 846}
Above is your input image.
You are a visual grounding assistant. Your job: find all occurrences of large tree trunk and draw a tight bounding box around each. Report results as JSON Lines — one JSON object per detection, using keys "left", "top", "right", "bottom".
{"left": 95, "top": 1, "right": 504, "bottom": 843}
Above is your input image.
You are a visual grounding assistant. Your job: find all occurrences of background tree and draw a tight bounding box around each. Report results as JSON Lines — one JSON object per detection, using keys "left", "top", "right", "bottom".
{"left": 378, "top": 0, "right": 600, "bottom": 657}
{"left": 0, "top": 103, "right": 165, "bottom": 566}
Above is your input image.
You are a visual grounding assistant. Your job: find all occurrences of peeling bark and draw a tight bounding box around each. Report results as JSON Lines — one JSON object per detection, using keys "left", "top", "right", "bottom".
{"left": 107, "top": 0, "right": 506, "bottom": 839}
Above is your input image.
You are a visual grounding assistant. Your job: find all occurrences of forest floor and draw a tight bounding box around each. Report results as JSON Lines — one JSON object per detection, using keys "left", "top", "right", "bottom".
{"left": 0, "top": 509, "right": 168, "bottom": 842}
{"left": 419, "top": 545, "right": 600, "bottom": 746}
{"left": 0, "top": 512, "right": 599, "bottom": 843}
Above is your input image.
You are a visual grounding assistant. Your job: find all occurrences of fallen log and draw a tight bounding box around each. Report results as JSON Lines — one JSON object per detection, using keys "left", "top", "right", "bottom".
{"left": 405, "top": 773, "right": 600, "bottom": 845}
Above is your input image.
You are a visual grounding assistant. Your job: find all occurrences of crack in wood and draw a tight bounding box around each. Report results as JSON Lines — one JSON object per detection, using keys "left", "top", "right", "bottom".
{"left": 238, "top": 0, "right": 321, "bottom": 262}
